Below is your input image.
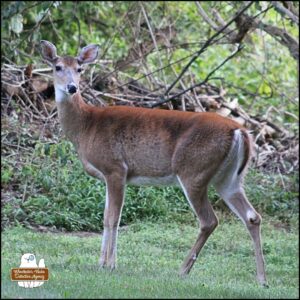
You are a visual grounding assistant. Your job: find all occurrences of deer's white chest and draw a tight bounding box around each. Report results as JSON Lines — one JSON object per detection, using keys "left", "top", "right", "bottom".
{"left": 127, "top": 175, "right": 178, "bottom": 186}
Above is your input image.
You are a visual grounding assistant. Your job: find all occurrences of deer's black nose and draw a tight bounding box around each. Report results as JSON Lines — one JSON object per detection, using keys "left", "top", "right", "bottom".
{"left": 67, "top": 84, "right": 77, "bottom": 94}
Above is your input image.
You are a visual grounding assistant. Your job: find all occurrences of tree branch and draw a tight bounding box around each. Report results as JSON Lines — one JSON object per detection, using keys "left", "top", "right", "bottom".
{"left": 151, "top": 44, "right": 244, "bottom": 108}
{"left": 195, "top": 2, "right": 219, "bottom": 31}
{"left": 271, "top": 1, "right": 299, "bottom": 24}
{"left": 162, "top": 1, "right": 253, "bottom": 98}
{"left": 140, "top": 3, "right": 167, "bottom": 87}
{"left": 242, "top": 14, "right": 299, "bottom": 61}
{"left": 283, "top": 1, "right": 299, "bottom": 17}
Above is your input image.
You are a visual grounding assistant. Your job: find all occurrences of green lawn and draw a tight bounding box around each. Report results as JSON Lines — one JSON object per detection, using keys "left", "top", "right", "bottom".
{"left": 1, "top": 217, "right": 299, "bottom": 299}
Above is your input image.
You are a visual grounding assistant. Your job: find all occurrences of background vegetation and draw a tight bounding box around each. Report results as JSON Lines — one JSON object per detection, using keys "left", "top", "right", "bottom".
{"left": 1, "top": 1, "right": 299, "bottom": 298}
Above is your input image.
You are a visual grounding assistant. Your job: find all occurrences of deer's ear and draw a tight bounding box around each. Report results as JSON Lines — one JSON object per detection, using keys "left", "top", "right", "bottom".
{"left": 40, "top": 40, "right": 59, "bottom": 66}
{"left": 77, "top": 44, "right": 99, "bottom": 65}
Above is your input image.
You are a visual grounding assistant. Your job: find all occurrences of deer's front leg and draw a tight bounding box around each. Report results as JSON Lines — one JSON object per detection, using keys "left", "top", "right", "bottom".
{"left": 99, "top": 173, "right": 126, "bottom": 270}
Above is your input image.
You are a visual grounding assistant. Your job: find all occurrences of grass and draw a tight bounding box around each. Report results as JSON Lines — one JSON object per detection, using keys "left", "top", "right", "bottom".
{"left": 1, "top": 217, "right": 299, "bottom": 299}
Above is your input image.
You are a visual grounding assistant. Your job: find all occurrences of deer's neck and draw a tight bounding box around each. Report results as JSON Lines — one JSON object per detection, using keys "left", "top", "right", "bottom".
{"left": 55, "top": 89, "right": 89, "bottom": 148}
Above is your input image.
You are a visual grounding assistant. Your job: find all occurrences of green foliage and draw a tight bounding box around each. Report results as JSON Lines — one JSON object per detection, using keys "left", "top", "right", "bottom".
{"left": 1, "top": 220, "right": 299, "bottom": 298}
{"left": 2, "top": 139, "right": 298, "bottom": 231}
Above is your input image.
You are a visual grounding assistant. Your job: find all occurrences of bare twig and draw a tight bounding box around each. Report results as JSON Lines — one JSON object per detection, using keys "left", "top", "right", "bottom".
{"left": 271, "top": 1, "right": 299, "bottom": 24}
{"left": 163, "top": 1, "right": 253, "bottom": 97}
{"left": 239, "top": 13, "right": 299, "bottom": 61}
{"left": 74, "top": 12, "right": 81, "bottom": 52}
{"left": 195, "top": 2, "right": 219, "bottom": 31}
{"left": 152, "top": 44, "right": 244, "bottom": 107}
{"left": 140, "top": 3, "right": 167, "bottom": 88}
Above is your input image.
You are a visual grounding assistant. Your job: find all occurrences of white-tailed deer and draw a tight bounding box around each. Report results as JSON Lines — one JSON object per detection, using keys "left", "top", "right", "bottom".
{"left": 40, "top": 40, "right": 267, "bottom": 286}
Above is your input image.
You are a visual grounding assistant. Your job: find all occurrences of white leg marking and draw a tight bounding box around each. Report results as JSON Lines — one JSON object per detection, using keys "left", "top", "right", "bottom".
{"left": 101, "top": 228, "right": 109, "bottom": 253}
{"left": 247, "top": 210, "right": 257, "bottom": 222}
{"left": 105, "top": 183, "right": 109, "bottom": 209}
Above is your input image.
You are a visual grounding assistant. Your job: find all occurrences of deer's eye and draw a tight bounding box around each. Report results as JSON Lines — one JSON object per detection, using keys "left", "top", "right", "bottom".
{"left": 55, "top": 66, "right": 62, "bottom": 71}
{"left": 77, "top": 68, "right": 82, "bottom": 73}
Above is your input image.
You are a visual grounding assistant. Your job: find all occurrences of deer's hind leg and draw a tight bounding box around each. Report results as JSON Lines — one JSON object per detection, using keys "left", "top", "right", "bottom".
{"left": 177, "top": 175, "right": 219, "bottom": 275}
{"left": 214, "top": 176, "right": 267, "bottom": 286}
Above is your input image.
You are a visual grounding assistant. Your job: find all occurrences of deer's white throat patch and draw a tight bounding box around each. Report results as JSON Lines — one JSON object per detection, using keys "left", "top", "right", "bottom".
{"left": 55, "top": 87, "right": 70, "bottom": 103}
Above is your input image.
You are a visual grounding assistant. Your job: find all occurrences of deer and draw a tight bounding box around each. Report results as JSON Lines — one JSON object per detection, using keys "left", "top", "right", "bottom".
{"left": 40, "top": 40, "right": 267, "bottom": 286}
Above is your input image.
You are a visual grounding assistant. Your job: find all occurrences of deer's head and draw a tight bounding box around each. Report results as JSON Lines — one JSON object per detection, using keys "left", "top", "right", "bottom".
{"left": 40, "top": 40, "right": 99, "bottom": 102}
